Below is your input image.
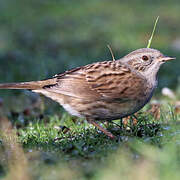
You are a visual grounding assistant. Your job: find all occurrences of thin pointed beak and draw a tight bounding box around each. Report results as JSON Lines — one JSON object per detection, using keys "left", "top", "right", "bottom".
{"left": 158, "top": 56, "right": 176, "bottom": 62}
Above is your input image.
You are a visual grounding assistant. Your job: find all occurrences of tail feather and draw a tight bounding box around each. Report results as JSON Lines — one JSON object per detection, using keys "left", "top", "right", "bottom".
{"left": 0, "top": 78, "right": 57, "bottom": 90}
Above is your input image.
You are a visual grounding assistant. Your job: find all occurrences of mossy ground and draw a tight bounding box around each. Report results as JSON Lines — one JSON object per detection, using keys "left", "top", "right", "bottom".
{"left": 0, "top": 95, "right": 179, "bottom": 179}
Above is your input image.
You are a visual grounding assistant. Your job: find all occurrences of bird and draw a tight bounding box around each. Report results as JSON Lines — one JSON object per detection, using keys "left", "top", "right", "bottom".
{"left": 0, "top": 48, "right": 175, "bottom": 139}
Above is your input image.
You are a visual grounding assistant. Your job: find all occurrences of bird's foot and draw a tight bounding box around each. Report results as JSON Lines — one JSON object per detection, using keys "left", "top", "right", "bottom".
{"left": 88, "top": 120, "right": 115, "bottom": 139}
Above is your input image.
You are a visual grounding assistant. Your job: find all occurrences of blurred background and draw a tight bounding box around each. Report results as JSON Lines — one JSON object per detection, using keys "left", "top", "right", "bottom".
{"left": 0, "top": 0, "right": 179, "bottom": 96}
{"left": 0, "top": 1, "right": 180, "bottom": 179}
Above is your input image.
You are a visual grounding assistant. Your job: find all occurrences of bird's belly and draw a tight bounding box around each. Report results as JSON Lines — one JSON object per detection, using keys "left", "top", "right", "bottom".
{"left": 80, "top": 85, "right": 156, "bottom": 121}
{"left": 73, "top": 99, "right": 146, "bottom": 121}
{"left": 92, "top": 101, "right": 142, "bottom": 121}
{"left": 34, "top": 88, "right": 154, "bottom": 121}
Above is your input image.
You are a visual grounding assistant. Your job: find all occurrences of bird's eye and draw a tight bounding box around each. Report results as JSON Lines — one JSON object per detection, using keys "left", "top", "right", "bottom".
{"left": 142, "top": 55, "right": 149, "bottom": 61}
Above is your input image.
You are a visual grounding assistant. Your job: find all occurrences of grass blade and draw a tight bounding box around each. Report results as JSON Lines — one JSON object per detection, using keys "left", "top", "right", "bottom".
{"left": 147, "top": 16, "right": 159, "bottom": 48}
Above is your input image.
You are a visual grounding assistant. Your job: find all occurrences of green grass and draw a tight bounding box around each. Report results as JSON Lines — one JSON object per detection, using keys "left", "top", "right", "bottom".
{"left": 0, "top": 97, "right": 180, "bottom": 179}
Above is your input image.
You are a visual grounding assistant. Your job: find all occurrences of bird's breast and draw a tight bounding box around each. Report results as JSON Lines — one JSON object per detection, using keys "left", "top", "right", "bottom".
{"left": 80, "top": 81, "right": 156, "bottom": 121}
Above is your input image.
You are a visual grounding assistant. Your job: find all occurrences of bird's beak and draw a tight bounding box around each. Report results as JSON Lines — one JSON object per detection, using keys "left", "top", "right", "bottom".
{"left": 158, "top": 55, "right": 176, "bottom": 62}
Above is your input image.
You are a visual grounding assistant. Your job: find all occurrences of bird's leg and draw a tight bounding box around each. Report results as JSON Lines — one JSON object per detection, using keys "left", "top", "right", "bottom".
{"left": 88, "top": 119, "right": 115, "bottom": 139}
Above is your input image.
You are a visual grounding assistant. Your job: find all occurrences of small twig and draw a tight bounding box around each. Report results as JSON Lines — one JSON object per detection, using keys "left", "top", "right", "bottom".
{"left": 147, "top": 16, "right": 159, "bottom": 48}
{"left": 107, "top": 44, "right": 115, "bottom": 61}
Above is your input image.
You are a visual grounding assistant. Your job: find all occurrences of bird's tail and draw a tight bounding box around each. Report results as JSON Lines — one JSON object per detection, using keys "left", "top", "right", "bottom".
{"left": 0, "top": 78, "right": 57, "bottom": 90}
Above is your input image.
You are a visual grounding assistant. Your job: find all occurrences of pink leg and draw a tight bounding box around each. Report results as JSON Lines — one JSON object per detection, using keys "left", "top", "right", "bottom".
{"left": 89, "top": 120, "right": 115, "bottom": 139}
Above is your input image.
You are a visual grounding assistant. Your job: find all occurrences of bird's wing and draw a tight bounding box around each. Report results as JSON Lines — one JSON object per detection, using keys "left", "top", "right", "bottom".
{"left": 84, "top": 61, "right": 147, "bottom": 101}
{"left": 43, "top": 66, "right": 101, "bottom": 100}
{"left": 43, "top": 61, "right": 146, "bottom": 101}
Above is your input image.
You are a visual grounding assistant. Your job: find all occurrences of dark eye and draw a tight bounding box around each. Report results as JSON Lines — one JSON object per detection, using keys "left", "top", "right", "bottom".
{"left": 142, "top": 55, "right": 149, "bottom": 61}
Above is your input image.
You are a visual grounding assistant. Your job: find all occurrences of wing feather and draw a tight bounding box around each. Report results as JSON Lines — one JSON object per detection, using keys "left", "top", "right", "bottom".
{"left": 85, "top": 61, "right": 146, "bottom": 101}
{"left": 43, "top": 61, "right": 146, "bottom": 101}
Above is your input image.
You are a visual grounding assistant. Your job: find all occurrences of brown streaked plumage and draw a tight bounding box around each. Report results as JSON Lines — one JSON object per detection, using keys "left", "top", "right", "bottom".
{"left": 0, "top": 48, "right": 175, "bottom": 138}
